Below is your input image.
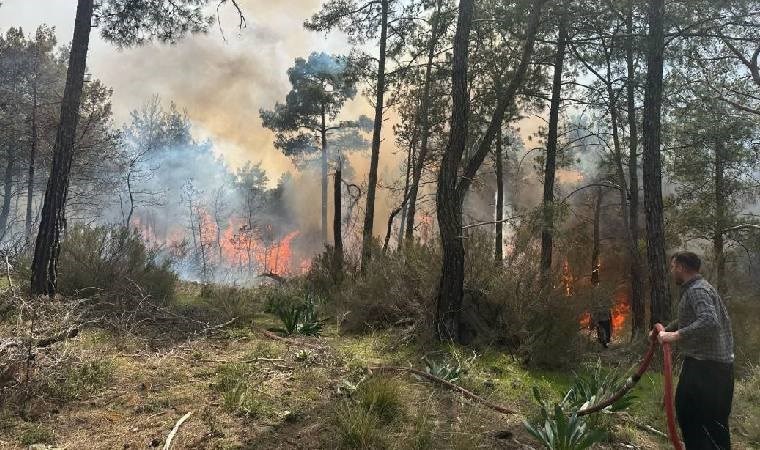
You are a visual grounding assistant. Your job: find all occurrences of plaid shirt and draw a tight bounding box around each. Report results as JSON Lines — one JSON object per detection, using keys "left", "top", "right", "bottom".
{"left": 666, "top": 275, "right": 734, "bottom": 363}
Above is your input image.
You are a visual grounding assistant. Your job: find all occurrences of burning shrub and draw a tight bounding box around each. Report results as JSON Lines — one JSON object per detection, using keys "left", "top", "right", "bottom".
{"left": 56, "top": 224, "right": 177, "bottom": 303}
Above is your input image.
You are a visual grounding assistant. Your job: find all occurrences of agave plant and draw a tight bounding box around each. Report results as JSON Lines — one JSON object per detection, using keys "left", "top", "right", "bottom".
{"left": 524, "top": 388, "right": 606, "bottom": 450}
{"left": 562, "top": 362, "right": 635, "bottom": 412}
{"left": 272, "top": 293, "right": 325, "bottom": 336}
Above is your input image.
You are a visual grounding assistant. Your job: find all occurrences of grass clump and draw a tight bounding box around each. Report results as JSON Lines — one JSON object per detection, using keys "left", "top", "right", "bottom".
{"left": 213, "top": 363, "right": 271, "bottom": 418}
{"left": 45, "top": 359, "right": 115, "bottom": 402}
{"left": 354, "top": 377, "right": 404, "bottom": 424}
{"left": 18, "top": 422, "right": 55, "bottom": 446}
{"left": 335, "top": 402, "right": 385, "bottom": 449}
{"left": 334, "top": 376, "right": 405, "bottom": 449}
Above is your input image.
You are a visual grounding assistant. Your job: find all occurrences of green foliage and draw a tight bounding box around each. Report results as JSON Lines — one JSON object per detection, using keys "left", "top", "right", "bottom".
{"left": 56, "top": 224, "right": 177, "bottom": 302}
{"left": 18, "top": 423, "right": 55, "bottom": 446}
{"left": 524, "top": 388, "right": 606, "bottom": 450}
{"left": 45, "top": 359, "right": 115, "bottom": 402}
{"left": 422, "top": 350, "right": 476, "bottom": 383}
{"left": 562, "top": 362, "right": 635, "bottom": 413}
{"left": 271, "top": 291, "right": 325, "bottom": 336}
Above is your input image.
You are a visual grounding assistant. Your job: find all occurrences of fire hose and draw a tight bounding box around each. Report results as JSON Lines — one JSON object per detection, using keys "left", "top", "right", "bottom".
{"left": 577, "top": 324, "right": 683, "bottom": 450}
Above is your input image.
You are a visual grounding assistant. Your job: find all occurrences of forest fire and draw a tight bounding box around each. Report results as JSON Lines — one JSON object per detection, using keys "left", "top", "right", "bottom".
{"left": 132, "top": 211, "right": 310, "bottom": 280}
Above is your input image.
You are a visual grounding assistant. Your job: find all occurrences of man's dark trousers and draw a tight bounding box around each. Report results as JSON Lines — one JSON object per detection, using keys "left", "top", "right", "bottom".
{"left": 675, "top": 357, "right": 734, "bottom": 449}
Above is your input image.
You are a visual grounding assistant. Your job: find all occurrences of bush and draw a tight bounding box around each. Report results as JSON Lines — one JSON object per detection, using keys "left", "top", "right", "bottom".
{"left": 57, "top": 224, "right": 177, "bottom": 303}
{"left": 332, "top": 240, "right": 440, "bottom": 335}
{"left": 191, "top": 284, "right": 260, "bottom": 324}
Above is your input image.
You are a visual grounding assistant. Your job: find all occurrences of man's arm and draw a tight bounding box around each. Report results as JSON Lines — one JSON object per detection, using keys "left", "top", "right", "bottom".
{"left": 678, "top": 287, "right": 719, "bottom": 339}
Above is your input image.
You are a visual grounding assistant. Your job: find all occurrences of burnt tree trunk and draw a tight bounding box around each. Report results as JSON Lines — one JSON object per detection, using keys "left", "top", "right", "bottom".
{"left": 360, "top": 0, "right": 388, "bottom": 271}
{"left": 642, "top": 0, "right": 671, "bottom": 325}
{"left": 321, "top": 104, "right": 328, "bottom": 246}
{"left": 31, "top": 0, "right": 94, "bottom": 295}
{"left": 626, "top": 0, "right": 645, "bottom": 337}
{"left": 333, "top": 159, "right": 343, "bottom": 281}
{"left": 405, "top": 0, "right": 443, "bottom": 243}
{"left": 540, "top": 18, "right": 568, "bottom": 280}
{"left": 494, "top": 127, "right": 504, "bottom": 263}
{"left": 435, "top": 0, "right": 473, "bottom": 341}
{"left": 713, "top": 141, "right": 726, "bottom": 293}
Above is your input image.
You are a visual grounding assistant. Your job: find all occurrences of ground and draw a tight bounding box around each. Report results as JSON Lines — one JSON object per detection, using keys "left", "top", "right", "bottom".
{"left": 0, "top": 290, "right": 757, "bottom": 449}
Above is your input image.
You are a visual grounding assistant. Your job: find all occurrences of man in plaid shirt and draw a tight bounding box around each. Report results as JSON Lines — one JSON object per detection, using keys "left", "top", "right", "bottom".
{"left": 657, "top": 251, "right": 734, "bottom": 449}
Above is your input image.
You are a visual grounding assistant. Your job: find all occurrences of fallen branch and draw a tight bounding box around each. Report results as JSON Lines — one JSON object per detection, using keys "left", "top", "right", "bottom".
{"left": 261, "top": 330, "right": 323, "bottom": 351}
{"left": 37, "top": 327, "right": 79, "bottom": 348}
{"left": 618, "top": 413, "right": 668, "bottom": 439}
{"left": 367, "top": 366, "right": 517, "bottom": 415}
{"left": 163, "top": 411, "right": 193, "bottom": 450}
{"left": 0, "top": 327, "right": 79, "bottom": 357}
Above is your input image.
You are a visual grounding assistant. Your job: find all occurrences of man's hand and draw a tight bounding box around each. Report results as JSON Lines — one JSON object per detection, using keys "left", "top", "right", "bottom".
{"left": 657, "top": 330, "right": 680, "bottom": 344}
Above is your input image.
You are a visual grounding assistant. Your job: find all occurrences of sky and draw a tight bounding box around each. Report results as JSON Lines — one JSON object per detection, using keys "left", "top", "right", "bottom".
{"left": 0, "top": 0, "right": 380, "bottom": 180}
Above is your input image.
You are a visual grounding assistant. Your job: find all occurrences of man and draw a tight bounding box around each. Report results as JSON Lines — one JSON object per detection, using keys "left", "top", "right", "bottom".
{"left": 657, "top": 251, "right": 734, "bottom": 449}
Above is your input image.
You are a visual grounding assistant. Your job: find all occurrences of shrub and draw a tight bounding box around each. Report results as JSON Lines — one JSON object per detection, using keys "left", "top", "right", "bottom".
{"left": 56, "top": 224, "right": 177, "bottom": 303}
{"left": 334, "top": 240, "right": 440, "bottom": 335}
{"left": 191, "top": 284, "right": 260, "bottom": 324}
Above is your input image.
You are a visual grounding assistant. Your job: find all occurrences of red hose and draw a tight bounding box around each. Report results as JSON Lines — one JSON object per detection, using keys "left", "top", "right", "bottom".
{"left": 654, "top": 323, "right": 684, "bottom": 450}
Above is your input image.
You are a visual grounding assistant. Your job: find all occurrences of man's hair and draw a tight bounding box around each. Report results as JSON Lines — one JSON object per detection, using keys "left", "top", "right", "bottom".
{"left": 671, "top": 251, "right": 701, "bottom": 272}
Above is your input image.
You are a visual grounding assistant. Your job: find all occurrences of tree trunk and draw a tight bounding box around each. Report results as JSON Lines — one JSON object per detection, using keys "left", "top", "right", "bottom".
{"left": 397, "top": 121, "right": 418, "bottom": 249}
{"left": 642, "top": 0, "right": 671, "bottom": 325}
{"left": 125, "top": 168, "right": 135, "bottom": 227}
{"left": 333, "top": 158, "right": 343, "bottom": 281}
{"left": 405, "top": 0, "right": 443, "bottom": 243}
{"left": 0, "top": 148, "right": 14, "bottom": 237}
{"left": 30, "top": 0, "right": 93, "bottom": 295}
{"left": 360, "top": 0, "right": 388, "bottom": 271}
{"left": 540, "top": 18, "right": 568, "bottom": 279}
{"left": 713, "top": 141, "right": 726, "bottom": 293}
{"left": 321, "top": 104, "right": 328, "bottom": 246}
{"left": 591, "top": 187, "right": 604, "bottom": 286}
{"left": 435, "top": 0, "right": 473, "bottom": 342}
{"left": 494, "top": 127, "right": 504, "bottom": 263}
{"left": 435, "top": 0, "right": 545, "bottom": 342}
{"left": 626, "top": 0, "right": 645, "bottom": 337}
{"left": 26, "top": 83, "right": 38, "bottom": 241}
